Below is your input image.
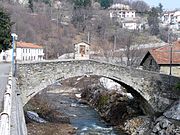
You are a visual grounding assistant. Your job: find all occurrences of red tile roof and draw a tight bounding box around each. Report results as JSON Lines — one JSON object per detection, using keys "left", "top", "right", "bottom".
{"left": 149, "top": 41, "right": 180, "bottom": 64}
{"left": 17, "top": 41, "right": 43, "bottom": 49}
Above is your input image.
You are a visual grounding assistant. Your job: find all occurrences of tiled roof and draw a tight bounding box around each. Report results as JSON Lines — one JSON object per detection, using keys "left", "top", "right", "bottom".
{"left": 17, "top": 41, "right": 43, "bottom": 49}
{"left": 149, "top": 41, "right": 180, "bottom": 64}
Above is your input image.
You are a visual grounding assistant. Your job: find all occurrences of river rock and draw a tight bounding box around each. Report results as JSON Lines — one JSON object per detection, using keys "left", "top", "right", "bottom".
{"left": 124, "top": 117, "right": 151, "bottom": 135}
{"left": 151, "top": 116, "right": 180, "bottom": 135}
{"left": 81, "top": 83, "right": 145, "bottom": 127}
{"left": 78, "top": 99, "right": 88, "bottom": 105}
{"left": 163, "top": 100, "right": 180, "bottom": 120}
{"left": 159, "top": 119, "right": 172, "bottom": 129}
{"left": 26, "top": 111, "right": 47, "bottom": 123}
{"left": 152, "top": 122, "right": 161, "bottom": 133}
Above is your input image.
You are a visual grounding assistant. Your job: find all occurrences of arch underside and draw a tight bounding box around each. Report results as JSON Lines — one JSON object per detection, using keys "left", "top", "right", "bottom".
{"left": 22, "top": 74, "right": 156, "bottom": 115}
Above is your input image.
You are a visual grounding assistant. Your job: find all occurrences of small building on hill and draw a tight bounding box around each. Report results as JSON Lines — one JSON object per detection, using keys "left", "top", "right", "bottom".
{"left": 140, "top": 41, "right": 180, "bottom": 77}
{"left": 74, "top": 41, "right": 90, "bottom": 60}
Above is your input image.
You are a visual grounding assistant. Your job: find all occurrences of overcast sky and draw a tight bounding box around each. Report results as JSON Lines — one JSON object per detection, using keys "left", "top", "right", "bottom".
{"left": 143, "top": 0, "right": 180, "bottom": 10}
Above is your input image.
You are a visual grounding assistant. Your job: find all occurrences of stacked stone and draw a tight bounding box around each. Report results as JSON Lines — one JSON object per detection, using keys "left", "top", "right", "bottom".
{"left": 151, "top": 116, "right": 180, "bottom": 135}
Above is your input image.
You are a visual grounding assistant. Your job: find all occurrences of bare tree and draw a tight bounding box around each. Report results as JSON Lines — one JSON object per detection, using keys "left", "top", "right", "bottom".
{"left": 132, "top": 0, "right": 149, "bottom": 13}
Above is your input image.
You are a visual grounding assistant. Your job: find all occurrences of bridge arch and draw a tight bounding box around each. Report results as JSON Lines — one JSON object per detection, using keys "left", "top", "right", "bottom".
{"left": 17, "top": 60, "right": 180, "bottom": 113}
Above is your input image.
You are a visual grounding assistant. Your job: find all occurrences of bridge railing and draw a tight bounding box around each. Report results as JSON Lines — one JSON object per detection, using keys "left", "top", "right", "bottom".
{"left": 0, "top": 72, "right": 12, "bottom": 135}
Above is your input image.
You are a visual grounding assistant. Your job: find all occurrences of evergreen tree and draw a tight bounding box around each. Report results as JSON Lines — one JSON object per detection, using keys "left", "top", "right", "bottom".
{"left": 147, "top": 7, "right": 160, "bottom": 35}
{"left": 28, "top": 0, "right": 34, "bottom": 12}
{"left": 99, "top": 0, "right": 112, "bottom": 9}
{"left": 0, "top": 8, "right": 12, "bottom": 53}
{"left": 74, "top": 0, "right": 91, "bottom": 8}
{"left": 157, "top": 3, "right": 163, "bottom": 15}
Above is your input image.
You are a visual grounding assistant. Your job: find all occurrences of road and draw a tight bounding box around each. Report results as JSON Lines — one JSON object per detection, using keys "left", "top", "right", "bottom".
{"left": 0, "top": 63, "right": 11, "bottom": 112}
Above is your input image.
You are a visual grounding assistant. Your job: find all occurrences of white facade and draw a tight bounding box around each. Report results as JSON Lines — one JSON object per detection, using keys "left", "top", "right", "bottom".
{"left": 110, "top": 10, "right": 136, "bottom": 19}
{"left": 16, "top": 47, "right": 44, "bottom": 61}
{"left": 122, "top": 21, "right": 137, "bottom": 30}
{"left": 17, "top": 0, "right": 28, "bottom": 4}
{"left": 74, "top": 42, "right": 90, "bottom": 60}
{"left": 0, "top": 50, "right": 12, "bottom": 62}
{"left": 0, "top": 42, "right": 44, "bottom": 62}
{"left": 173, "top": 11, "right": 180, "bottom": 23}
{"left": 161, "top": 10, "right": 180, "bottom": 30}
{"left": 161, "top": 12, "right": 174, "bottom": 24}
{"left": 109, "top": 4, "right": 136, "bottom": 20}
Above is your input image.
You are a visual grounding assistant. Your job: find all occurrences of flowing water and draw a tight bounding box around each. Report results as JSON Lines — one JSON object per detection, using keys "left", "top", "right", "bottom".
{"left": 52, "top": 94, "right": 122, "bottom": 135}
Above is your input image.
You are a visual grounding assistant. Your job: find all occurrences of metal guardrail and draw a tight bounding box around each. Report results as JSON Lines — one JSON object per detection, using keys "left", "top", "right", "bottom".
{"left": 0, "top": 72, "right": 12, "bottom": 135}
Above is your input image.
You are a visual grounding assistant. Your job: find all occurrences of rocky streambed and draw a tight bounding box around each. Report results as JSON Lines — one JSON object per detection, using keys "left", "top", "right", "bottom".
{"left": 24, "top": 76, "right": 180, "bottom": 135}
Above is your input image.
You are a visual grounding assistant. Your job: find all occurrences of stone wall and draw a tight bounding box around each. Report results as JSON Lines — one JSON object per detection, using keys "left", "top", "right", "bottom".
{"left": 17, "top": 59, "right": 180, "bottom": 113}
{"left": 142, "top": 54, "right": 160, "bottom": 72}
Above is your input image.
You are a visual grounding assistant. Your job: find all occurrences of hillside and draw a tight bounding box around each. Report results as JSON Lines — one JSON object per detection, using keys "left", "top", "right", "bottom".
{"left": 1, "top": 0, "right": 163, "bottom": 61}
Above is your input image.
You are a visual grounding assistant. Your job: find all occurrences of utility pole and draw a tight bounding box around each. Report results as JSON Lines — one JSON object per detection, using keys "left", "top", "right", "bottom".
{"left": 113, "top": 35, "right": 116, "bottom": 52}
{"left": 11, "top": 33, "right": 18, "bottom": 77}
{"left": 168, "top": 26, "right": 172, "bottom": 76}
{"left": 169, "top": 44, "right": 172, "bottom": 76}
{"left": 168, "top": 26, "right": 172, "bottom": 89}
{"left": 87, "top": 31, "right": 90, "bottom": 44}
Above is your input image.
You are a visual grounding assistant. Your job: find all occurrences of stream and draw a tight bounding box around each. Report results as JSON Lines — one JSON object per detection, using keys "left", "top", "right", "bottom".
{"left": 47, "top": 93, "right": 122, "bottom": 135}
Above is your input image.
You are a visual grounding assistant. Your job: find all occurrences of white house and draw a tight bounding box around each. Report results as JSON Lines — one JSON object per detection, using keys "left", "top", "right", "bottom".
{"left": 13, "top": 0, "right": 28, "bottom": 4}
{"left": 161, "top": 10, "right": 180, "bottom": 30}
{"left": 161, "top": 11, "right": 174, "bottom": 24}
{"left": 173, "top": 11, "right": 180, "bottom": 23}
{"left": 16, "top": 41, "right": 44, "bottom": 61}
{"left": 0, "top": 41, "right": 44, "bottom": 62}
{"left": 122, "top": 20, "right": 137, "bottom": 30}
{"left": 74, "top": 41, "right": 90, "bottom": 60}
{"left": 0, "top": 49, "right": 12, "bottom": 62}
{"left": 109, "top": 4, "right": 136, "bottom": 20}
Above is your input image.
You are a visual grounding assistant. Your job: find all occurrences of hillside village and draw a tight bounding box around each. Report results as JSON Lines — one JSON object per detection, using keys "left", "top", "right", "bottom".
{"left": 1, "top": 0, "right": 180, "bottom": 70}
{"left": 0, "top": 0, "right": 180, "bottom": 72}
{"left": 0, "top": 1, "right": 180, "bottom": 135}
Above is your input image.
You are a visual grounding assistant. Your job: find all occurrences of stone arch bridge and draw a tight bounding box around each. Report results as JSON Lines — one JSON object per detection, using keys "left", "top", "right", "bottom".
{"left": 17, "top": 60, "right": 180, "bottom": 114}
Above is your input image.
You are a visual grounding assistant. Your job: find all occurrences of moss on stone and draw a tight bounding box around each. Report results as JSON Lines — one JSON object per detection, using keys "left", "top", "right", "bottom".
{"left": 97, "top": 94, "right": 109, "bottom": 109}
{"left": 175, "top": 83, "right": 180, "bottom": 90}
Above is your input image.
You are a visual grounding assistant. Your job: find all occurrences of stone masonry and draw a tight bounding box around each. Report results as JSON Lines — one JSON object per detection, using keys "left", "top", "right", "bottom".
{"left": 17, "top": 59, "right": 180, "bottom": 113}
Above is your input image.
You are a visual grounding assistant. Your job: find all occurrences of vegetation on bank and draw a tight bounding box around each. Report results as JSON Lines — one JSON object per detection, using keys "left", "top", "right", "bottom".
{"left": 0, "top": 7, "right": 12, "bottom": 53}
{"left": 176, "top": 83, "right": 180, "bottom": 90}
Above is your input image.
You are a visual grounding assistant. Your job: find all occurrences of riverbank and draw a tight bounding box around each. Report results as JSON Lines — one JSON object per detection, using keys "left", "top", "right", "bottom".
{"left": 27, "top": 123, "right": 75, "bottom": 135}
{"left": 24, "top": 76, "right": 180, "bottom": 135}
{"left": 24, "top": 84, "right": 121, "bottom": 134}
{"left": 24, "top": 86, "right": 77, "bottom": 135}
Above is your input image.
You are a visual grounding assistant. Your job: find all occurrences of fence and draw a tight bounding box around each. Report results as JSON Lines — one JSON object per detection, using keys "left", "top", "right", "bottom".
{"left": 0, "top": 72, "right": 12, "bottom": 135}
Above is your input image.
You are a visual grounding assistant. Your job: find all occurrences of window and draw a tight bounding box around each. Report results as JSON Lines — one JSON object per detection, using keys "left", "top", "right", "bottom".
{"left": 29, "top": 49, "right": 30, "bottom": 53}
{"left": 23, "top": 56, "right": 24, "bottom": 61}
{"left": 23, "top": 49, "right": 24, "bottom": 53}
{"left": 34, "top": 56, "right": 35, "bottom": 60}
